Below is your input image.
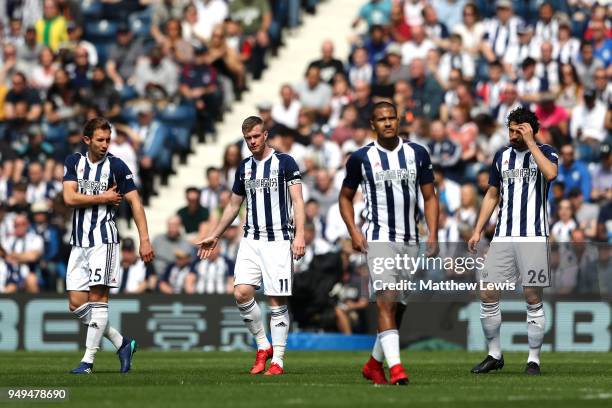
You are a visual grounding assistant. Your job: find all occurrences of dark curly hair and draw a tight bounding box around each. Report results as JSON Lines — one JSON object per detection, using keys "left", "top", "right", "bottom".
{"left": 506, "top": 106, "right": 540, "bottom": 135}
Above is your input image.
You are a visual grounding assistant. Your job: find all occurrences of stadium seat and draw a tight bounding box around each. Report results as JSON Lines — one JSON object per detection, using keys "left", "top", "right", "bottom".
{"left": 129, "top": 10, "right": 152, "bottom": 38}
{"left": 81, "top": 0, "right": 102, "bottom": 19}
{"left": 85, "top": 20, "right": 118, "bottom": 43}
{"left": 157, "top": 104, "right": 196, "bottom": 130}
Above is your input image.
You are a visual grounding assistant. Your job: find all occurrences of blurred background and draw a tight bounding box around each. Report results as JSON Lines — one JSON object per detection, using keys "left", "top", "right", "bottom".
{"left": 0, "top": 0, "right": 610, "bottom": 351}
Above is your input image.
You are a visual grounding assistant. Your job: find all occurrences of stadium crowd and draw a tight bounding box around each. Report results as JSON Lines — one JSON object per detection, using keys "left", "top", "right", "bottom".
{"left": 0, "top": 0, "right": 611, "bottom": 334}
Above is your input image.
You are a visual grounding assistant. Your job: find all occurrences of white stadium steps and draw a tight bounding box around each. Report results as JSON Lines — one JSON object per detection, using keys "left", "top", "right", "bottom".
{"left": 130, "top": 0, "right": 357, "bottom": 240}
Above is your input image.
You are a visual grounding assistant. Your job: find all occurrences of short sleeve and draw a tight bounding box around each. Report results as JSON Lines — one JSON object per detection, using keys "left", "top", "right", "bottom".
{"left": 414, "top": 145, "right": 434, "bottom": 185}
{"left": 541, "top": 144, "right": 559, "bottom": 165}
{"left": 488, "top": 150, "right": 502, "bottom": 188}
{"left": 232, "top": 165, "right": 246, "bottom": 196}
{"left": 112, "top": 158, "right": 137, "bottom": 195}
{"left": 342, "top": 152, "right": 363, "bottom": 190}
{"left": 282, "top": 155, "right": 302, "bottom": 186}
{"left": 63, "top": 154, "right": 79, "bottom": 182}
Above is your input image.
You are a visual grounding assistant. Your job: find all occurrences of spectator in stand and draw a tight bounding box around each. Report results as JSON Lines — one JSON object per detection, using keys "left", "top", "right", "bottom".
{"left": 494, "top": 83, "right": 521, "bottom": 128}
{"left": 159, "top": 248, "right": 193, "bottom": 294}
{"left": 155, "top": 18, "right": 194, "bottom": 65}
{"left": 482, "top": 0, "right": 522, "bottom": 63}
{"left": 15, "top": 28, "right": 43, "bottom": 76}
{"left": 306, "top": 127, "right": 342, "bottom": 174}
{"left": 352, "top": 0, "right": 392, "bottom": 29}
{"left": 591, "top": 143, "right": 612, "bottom": 203}
{"left": 503, "top": 23, "right": 539, "bottom": 76}
{"left": 385, "top": 43, "right": 410, "bottom": 83}
{"left": 591, "top": 20, "right": 612, "bottom": 68}
{"left": 179, "top": 44, "right": 221, "bottom": 138}
{"left": 427, "top": 119, "right": 461, "bottom": 173}
{"left": 112, "top": 238, "right": 154, "bottom": 294}
{"left": 476, "top": 59, "right": 505, "bottom": 113}
{"left": 575, "top": 41, "right": 604, "bottom": 90}
{"left": 555, "top": 144, "right": 592, "bottom": 202}
{"left": 400, "top": 24, "right": 435, "bottom": 67}
{"left": 570, "top": 88, "right": 607, "bottom": 144}
{"left": 0, "top": 252, "right": 19, "bottom": 294}
{"left": 207, "top": 23, "right": 246, "bottom": 100}
{"left": 35, "top": 0, "right": 68, "bottom": 52}
{"left": 229, "top": 0, "right": 272, "bottom": 80}
{"left": 200, "top": 167, "right": 226, "bottom": 213}
{"left": 30, "top": 201, "right": 62, "bottom": 291}
{"left": 371, "top": 60, "right": 395, "bottom": 100}
{"left": 152, "top": 215, "right": 193, "bottom": 280}
{"left": 556, "top": 62, "right": 583, "bottom": 112}
{"left": 422, "top": 3, "right": 449, "bottom": 50}
{"left": 348, "top": 47, "right": 373, "bottom": 87}
{"left": 447, "top": 105, "right": 478, "bottom": 166}
{"left": 150, "top": 0, "right": 190, "bottom": 43}
{"left": 362, "top": 25, "right": 389, "bottom": 67}
{"left": 409, "top": 58, "right": 443, "bottom": 119}
{"left": 439, "top": 34, "right": 474, "bottom": 84}
{"left": 534, "top": 2, "right": 557, "bottom": 42}
{"left": 108, "top": 128, "right": 140, "bottom": 187}
{"left": 568, "top": 188, "right": 600, "bottom": 240}
{"left": 134, "top": 45, "right": 179, "bottom": 100}
{"left": 437, "top": 203, "right": 460, "bottom": 242}
{"left": 30, "top": 47, "right": 57, "bottom": 94}
{"left": 330, "top": 104, "right": 358, "bottom": 146}
{"left": 294, "top": 65, "right": 332, "bottom": 121}
{"left": 272, "top": 84, "right": 301, "bottom": 130}
{"left": 4, "top": 71, "right": 42, "bottom": 127}
{"left": 536, "top": 41, "right": 560, "bottom": 94}
{"left": 44, "top": 67, "right": 79, "bottom": 142}
{"left": 185, "top": 242, "right": 233, "bottom": 294}
{"left": 221, "top": 143, "right": 242, "bottom": 190}
{"left": 516, "top": 57, "right": 547, "bottom": 107}
{"left": 58, "top": 21, "right": 98, "bottom": 68}
{"left": 551, "top": 199, "right": 577, "bottom": 242}
{"left": 593, "top": 68, "right": 611, "bottom": 106}
{"left": 14, "top": 125, "right": 55, "bottom": 181}
{"left": 65, "top": 45, "right": 92, "bottom": 93}
{"left": 105, "top": 23, "right": 145, "bottom": 92}
{"left": 25, "top": 161, "right": 56, "bottom": 205}
{"left": 3, "top": 213, "right": 43, "bottom": 293}
{"left": 79, "top": 67, "right": 121, "bottom": 121}
{"left": 310, "top": 168, "right": 338, "bottom": 215}
{"left": 553, "top": 18, "right": 579, "bottom": 65}
{"left": 308, "top": 40, "right": 346, "bottom": 85}
{"left": 452, "top": 2, "right": 484, "bottom": 59}
{"left": 388, "top": 2, "right": 411, "bottom": 43}
{"left": 433, "top": 165, "right": 460, "bottom": 214}
{"left": 352, "top": 80, "right": 374, "bottom": 126}
{"left": 176, "top": 187, "right": 210, "bottom": 235}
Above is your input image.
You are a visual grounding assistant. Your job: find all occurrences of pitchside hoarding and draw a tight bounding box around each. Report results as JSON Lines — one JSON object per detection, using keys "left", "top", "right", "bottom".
{"left": 0, "top": 295, "right": 610, "bottom": 351}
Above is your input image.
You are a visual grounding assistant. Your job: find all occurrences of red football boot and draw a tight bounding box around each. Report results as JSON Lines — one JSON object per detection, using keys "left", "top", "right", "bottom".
{"left": 263, "top": 362, "right": 284, "bottom": 376}
{"left": 250, "top": 346, "right": 273, "bottom": 374}
{"left": 389, "top": 364, "right": 409, "bottom": 385}
{"left": 362, "top": 356, "right": 388, "bottom": 385}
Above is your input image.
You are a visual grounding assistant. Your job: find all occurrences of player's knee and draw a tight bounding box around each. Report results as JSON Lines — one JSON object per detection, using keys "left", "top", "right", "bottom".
{"left": 480, "top": 290, "right": 499, "bottom": 303}
{"left": 233, "top": 289, "right": 252, "bottom": 305}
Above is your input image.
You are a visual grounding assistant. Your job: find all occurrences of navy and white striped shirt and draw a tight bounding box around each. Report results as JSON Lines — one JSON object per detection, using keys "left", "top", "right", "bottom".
{"left": 232, "top": 150, "right": 301, "bottom": 241}
{"left": 489, "top": 144, "right": 558, "bottom": 237}
{"left": 343, "top": 140, "right": 434, "bottom": 243}
{"left": 63, "top": 152, "right": 137, "bottom": 247}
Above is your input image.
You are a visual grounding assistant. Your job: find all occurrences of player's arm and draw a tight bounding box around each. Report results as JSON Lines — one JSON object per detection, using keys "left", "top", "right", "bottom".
{"left": 339, "top": 186, "right": 367, "bottom": 253}
{"left": 289, "top": 183, "right": 305, "bottom": 260}
{"left": 420, "top": 182, "right": 439, "bottom": 256}
{"left": 468, "top": 186, "right": 500, "bottom": 253}
{"left": 196, "top": 193, "right": 244, "bottom": 259}
{"left": 62, "top": 181, "right": 122, "bottom": 208}
{"left": 124, "top": 190, "right": 154, "bottom": 263}
{"left": 520, "top": 123, "right": 558, "bottom": 181}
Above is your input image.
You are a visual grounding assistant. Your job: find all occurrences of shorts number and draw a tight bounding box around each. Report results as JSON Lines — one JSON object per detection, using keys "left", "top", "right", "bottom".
{"left": 89, "top": 268, "right": 102, "bottom": 283}
{"left": 279, "top": 278, "right": 289, "bottom": 292}
{"left": 527, "top": 269, "right": 547, "bottom": 284}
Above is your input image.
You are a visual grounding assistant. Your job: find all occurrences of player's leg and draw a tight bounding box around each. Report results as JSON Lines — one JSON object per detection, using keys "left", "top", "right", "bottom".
{"left": 376, "top": 293, "right": 408, "bottom": 385}
{"left": 524, "top": 287, "right": 544, "bottom": 375}
{"left": 471, "top": 240, "right": 515, "bottom": 374}
{"left": 265, "top": 295, "right": 289, "bottom": 375}
{"left": 261, "top": 240, "right": 293, "bottom": 376}
{"left": 233, "top": 239, "right": 272, "bottom": 374}
{"left": 516, "top": 238, "right": 550, "bottom": 375}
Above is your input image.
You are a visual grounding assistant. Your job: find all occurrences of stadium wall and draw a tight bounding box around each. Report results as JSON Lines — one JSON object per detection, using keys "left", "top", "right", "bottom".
{"left": 0, "top": 295, "right": 610, "bottom": 352}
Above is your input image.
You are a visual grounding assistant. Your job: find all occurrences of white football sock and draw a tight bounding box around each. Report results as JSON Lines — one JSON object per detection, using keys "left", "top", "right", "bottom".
{"left": 82, "top": 302, "right": 108, "bottom": 364}
{"left": 73, "top": 302, "right": 123, "bottom": 349}
{"left": 270, "top": 305, "right": 289, "bottom": 368}
{"left": 527, "top": 302, "right": 545, "bottom": 365}
{"left": 480, "top": 302, "right": 502, "bottom": 360}
{"left": 371, "top": 334, "right": 384, "bottom": 362}
{"left": 237, "top": 299, "right": 270, "bottom": 351}
{"left": 379, "top": 329, "right": 401, "bottom": 368}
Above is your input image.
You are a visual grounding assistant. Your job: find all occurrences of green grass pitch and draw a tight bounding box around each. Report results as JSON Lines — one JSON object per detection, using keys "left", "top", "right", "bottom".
{"left": 1, "top": 351, "right": 611, "bottom": 407}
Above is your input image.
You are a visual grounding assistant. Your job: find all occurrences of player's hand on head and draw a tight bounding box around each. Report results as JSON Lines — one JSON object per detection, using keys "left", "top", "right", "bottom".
{"left": 292, "top": 236, "right": 305, "bottom": 260}
{"left": 519, "top": 123, "right": 534, "bottom": 143}
{"left": 196, "top": 235, "right": 218, "bottom": 259}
